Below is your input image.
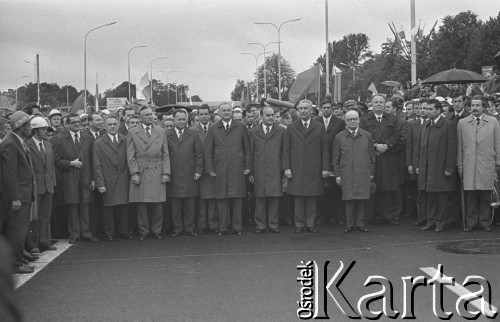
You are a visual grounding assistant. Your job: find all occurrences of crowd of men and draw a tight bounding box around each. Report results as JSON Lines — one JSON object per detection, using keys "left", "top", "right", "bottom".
{"left": 1, "top": 86, "right": 500, "bottom": 275}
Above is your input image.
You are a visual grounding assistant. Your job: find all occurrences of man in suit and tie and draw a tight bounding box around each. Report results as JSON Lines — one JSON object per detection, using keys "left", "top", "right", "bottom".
{"left": 26, "top": 117, "right": 57, "bottom": 252}
{"left": 205, "top": 103, "right": 251, "bottom": 235}
{"left": 93, "top": 115, "right": 132, "bottom": 241}
{"left": 167, "top": 109, "right": 203, "bottom": 237}
{"left": 53, "top": 113, "right": 97, "bottom": 244}
{"left": 118, "top": 108, "right": 136, "bottom": 136}
{"left": 283, "top": 99, "right": 330, "bottom": 233}
{"left": 0, "top": 111, "right": 35, "bottom": 274}
{"left": 316, "top": 99, "right": 346, "bottom": 225}
{"left": 190, "top": 104, "right": 217, "bottom": 234}
{"left": 249, "top": 106, "right": 286, "bottom": 233}
{"left": 359, "top": 95, "right": 401, "bottom": 225}
{"left": 448, "top": 94, "right": 470, "bottom": 125}
{"left": 127, "top": 106, "right": 171, "bottom": 240}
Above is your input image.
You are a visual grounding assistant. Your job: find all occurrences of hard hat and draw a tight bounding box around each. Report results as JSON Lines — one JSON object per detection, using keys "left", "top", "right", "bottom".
{"left": 30, "top": 116, "right": 49, "bottom": 129}
{"left": 10, "top": 111, "right": 31, "bottom": 130}
{"left": 48, "top": 109, "right": 62, "bottom": 118}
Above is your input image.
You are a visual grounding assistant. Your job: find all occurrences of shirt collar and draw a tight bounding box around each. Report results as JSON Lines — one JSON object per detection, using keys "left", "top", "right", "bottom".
{"left": 456, "top": 110, "right": 464, "bottom": 117}
{"left": 433, "top": 115, "right": 442, "bottom": 124}
{"left": 223, "top": 119, "right": 232, "bottom": 128}
{"left": 32, "top": 136, "right": 43, "bottom": 147}
{"left": 108, "top": 133, "right": 118, "bottom": 141}
{"left": 262, "top": 123, "right": 272, "bottom": 132}
{"left": 175, "top": 127, "right": 184, "bottom": 136}
{"left": 142, "top": 123, "right": 152, "bottom": 131}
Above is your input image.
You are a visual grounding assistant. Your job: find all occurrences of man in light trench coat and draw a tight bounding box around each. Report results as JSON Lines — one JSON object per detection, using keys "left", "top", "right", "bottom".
{"left": 127, "top": 106, "right": 171, "bottom": 240}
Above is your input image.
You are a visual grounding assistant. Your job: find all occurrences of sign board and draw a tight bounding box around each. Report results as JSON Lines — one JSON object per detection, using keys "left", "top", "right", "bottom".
{"left": 106, "top": 97, "right": 127, "bottom": 111}
{"left": 482, "top": 66, "right": 493, "bottom": 78}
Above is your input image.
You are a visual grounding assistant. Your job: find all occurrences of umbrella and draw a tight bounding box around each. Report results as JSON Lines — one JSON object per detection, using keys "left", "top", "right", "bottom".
{"left": 379, "top": 81, "right": 402, "bottom": 87}
{"left": 494, "top": 50, "right": 500, "bottom": 60}
{"left": 156, "top": 104, "right": 196, "bottom": 114}
{"left": 422, "top": 68, "right": 487, "bottom": 85}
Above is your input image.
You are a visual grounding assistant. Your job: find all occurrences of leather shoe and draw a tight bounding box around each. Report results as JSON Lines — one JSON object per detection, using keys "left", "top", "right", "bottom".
{"left": 121, "top": 234, "right": 134, "bottom": 240}
{"left": 463, "top": 227, "right": 472, "bottom": 232}
{"left": 294, "top": 227, "right": 303, "bottom": 234}
{"left": 187, "top": 231, "right": 198, "bottom": 237}
{"left": 154, "top": 233, "right": 163, "bottom": 240}
{"left": 30, "top": 248, "right": 41, "bottom": 254}
{"left": 196, "top": 229, "right": 205, "bottom": 235}
{"left": 482, "top": 226, "right": 492, "bottom": 232}
{"left": 344, "top": 227, "right": 353, "bottom": 233}
{"left": 84, "top": 236, "right": 98, "bottom": 242}
{"left": 68, "top": 238, "right": 77, "bottom": 244}
{"left": 233, "top": 230, "right": 243, "bottom": 236}
{"left": 217, "top": 231, "right": 225, "bottom": 236}
{"left": 435, "top": 227, "right": 445, "bottom": 232}
{"left": 269, "top": 228, "right": 280, "bottom": 233}
{"left": 15, "top": 264, "right": 34, "bottom": 274}
{"left": 137, "top": 234, "right": 146, "bottom": 241}
{"left": 23, "top": 251, "right": 38, "bottom": 262}
{"left": 414, "top": 221, "right": 425, "bottom": 226}
{"left": 171, "top": 232, "right": 181, "bottom": 237}
{"left": 420, "top": 224, "right": 435, "bottom": 231}
{"left": 255, "top": 229, "right": 264, "bottom": 234}
{"left": 357, "top": 227, "right": 369, "bottom": 232}
{"left": 307, "top": 227, "right": 318, "bottom": 233}
{"left": 389, "top": 219, "right": 399, "bottom": 225}
{"left": 105, "top": 235, "right": 114, "bottom": 242}
{"left": 40, "top": 245, "right": 57, "bottom": 252}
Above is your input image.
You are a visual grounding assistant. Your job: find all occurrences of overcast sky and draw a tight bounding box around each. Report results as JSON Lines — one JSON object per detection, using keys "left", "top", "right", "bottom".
{"left": 0, "top": 0, "right": 497, "bottom": 102}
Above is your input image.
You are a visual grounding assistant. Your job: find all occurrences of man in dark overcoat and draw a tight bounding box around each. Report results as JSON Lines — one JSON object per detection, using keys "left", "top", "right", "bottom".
{"left": 128, "top": 106, "right": 170, "bottom": 240}
{"left": 249, "top": 106, "right": 285, "bottom": 234}
{"left": 332, "top": 110, "right": 375, "bottom": 233}
{"left": 283, "top": 99, "right": 330, "bottom": 233}
{"left": 167, "top": 109, "right": 203, "bottom": 237}
{"left": 190, "top": 104, "right": 217, "bottom": 234}
{"left": 205, "top": 103, "right": 251, "bottom": 235}
{"left": 416, "top": 99, "right": 458, "bottom": 232}
{"left": 317, "top": 99, "right": 346, "bottom": 225}
{"left": 0, "top": 111, "right": 35, "bottom": 274}
{"left": 359, "top": 94, "right": 401, "bottom": 224}
{"left": 93, "top": 115, "right": 132, "bottom": 241}
{"left": 27, "top": 117, "right": 57, "bottom": 252}
{"left": 53, "top": 113, "right": 97, "bottom": 244}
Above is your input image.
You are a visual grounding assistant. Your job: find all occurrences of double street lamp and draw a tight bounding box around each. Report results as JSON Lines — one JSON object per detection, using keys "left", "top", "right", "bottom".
{"left": 246, "top": 41, "right": 279, "bottom": 98}
{"left": 254, "top": 18, "right": 301, "bottom": 100}
{"left": 127, "top": 45, "right": 148, "bottom": 103}
{"left": 164, "top": 71, "right": 180, "bottom": 104}
{"left": 150, "top": 56, "right": 168, "bottom": 105}
{"left": 84, "top": 22, "right": 116, "bottom": 112}
{"left": 15, "top": 75, "right": 28, "bottom": 106}
{"left": 172, "top": 77, "right": 187, "bottom": 104}
{"left": 241, "top": 52, "right": 269, "bottom": 102}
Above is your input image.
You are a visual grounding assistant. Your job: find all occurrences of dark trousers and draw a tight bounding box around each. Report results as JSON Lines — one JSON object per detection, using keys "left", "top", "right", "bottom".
{"left": 464, "top": 190, "right": 491, "bottom": 229}
{"left": 216, "top": 198, "right": 243, "bottom": 232}
{"left": 375, "top": 191, "right": 399, "bottom": 220}
{"left": 127, "top": 203, "right": 137, "bottom": 235}
{"left": 404, "top": 180, "right": 418, "bottom": 218}
{"left": 446, "top": 190, "right": 463, "bottom": 225}
{"left": 89, "top": 192, "right": 103, "bottom": 235}
{"left": 319, "top": 184, "right": 345, "bottom": 224}
{"left": 67, "top": 203, "right": 91, "bottom": 239}
{"left": 294, "top": 196, "right": 317, "bottom": 228}
{"left": 423, "top": 191, "right": 450, "bottom": 229}
{"left": 416, "top": 190, "right": 426, "bottom": 224}
{"left": 197, "top": 198, "right": 217, "bottom": 231}
{"left": 0, "top": 202, "right": 31, "bottom": 267}
{"left": 345, "top": 199, "right": 366, "bottom": 228}
{"left": 171, "top": 197, "right": 195, "bottom": 233}
{"left": 137, "top": 203, "right": 163, "bottom": 235}
{"left": 103, "top": 204, "right": 128, "bottom": 236}
{"left": 36, "top": 193, "right": 53, "bottom": 249}
{"left": 254, "top": 197, "right": 279, "bottom": 230}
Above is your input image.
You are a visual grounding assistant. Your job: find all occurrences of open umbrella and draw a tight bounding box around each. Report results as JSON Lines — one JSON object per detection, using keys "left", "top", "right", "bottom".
{"left": 379, "top": 81, "right": 402, "bottom": 87}
{"left": 422, "top": 68, "right": 487, "bottom": 85}
{"left": 156, "top": 104, "right": 196, "bottom": 114}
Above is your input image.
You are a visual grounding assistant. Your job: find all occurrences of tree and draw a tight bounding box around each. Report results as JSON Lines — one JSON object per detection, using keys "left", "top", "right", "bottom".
{"left": 230, "top": 79, "right": 248, "bottom": 102}
{"left": 467, "top": 12, "right": 500, "bottom": 71}
{"left": 256, "top": 53, "right": 295, "bottom": 100}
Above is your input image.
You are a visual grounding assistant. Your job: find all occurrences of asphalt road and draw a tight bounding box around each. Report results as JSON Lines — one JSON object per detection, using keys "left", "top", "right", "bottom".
{"left": 15, "top": 220, "right": 500, "bottom": 321}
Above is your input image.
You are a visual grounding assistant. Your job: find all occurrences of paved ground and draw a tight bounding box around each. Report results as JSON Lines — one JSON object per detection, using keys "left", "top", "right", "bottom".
{"left": 14, "top": 220, "right": 500, "bottom": 321}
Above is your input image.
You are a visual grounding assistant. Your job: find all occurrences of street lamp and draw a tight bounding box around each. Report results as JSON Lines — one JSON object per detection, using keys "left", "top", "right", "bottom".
{"left": 150, "top": 56, "right": 168, "bottom": 105}
{"left": 64, "top": 81, "right": 73, "bottom": 106}
{"left": 15, "top": 75, "right": 28, "bottom": 106}
{"left": 166, "top": 71, "right": 180, "bottom": 104}
{"left": 241, "top": 52, "right": 269, "bottom": 102}
{"left": 172, "top": 77, "right": 187, "bottom": 104}
{"left": 84, "top": 21, "right": 116, "bottom": 113}
{"left": 127, "top": 44, "right": 148, "bottom": 103}
{"left": 246, "top": 41, "right": 279, "bottom": 98}
{"left": 255, "top": 18, "right": 301, "bottom": 100}
{"left": 24, "top": 60, "right": 38, "bottom": 104}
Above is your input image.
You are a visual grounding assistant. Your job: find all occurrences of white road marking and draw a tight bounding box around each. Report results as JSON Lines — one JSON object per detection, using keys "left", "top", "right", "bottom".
{"left": 420, "top": 266, "right": 498, "bottom": 318}
{"left": 14, "top": 240, "right": 72, "bottom": 289}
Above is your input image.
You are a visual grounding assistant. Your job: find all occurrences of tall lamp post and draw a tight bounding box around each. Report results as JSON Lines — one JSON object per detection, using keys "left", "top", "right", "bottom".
{"left": 172, "top": 77, "right": 187, "bottom": 104}
{"left": 15, "top": 75, "right": 28, "bottom": 106}
{"left": 246, "top": 41, "right": 279, "bottom": 98}
{"left": 127, "top": 44, "right": 148, "bottom": 103}
{"left": 150, "top": 56, "right": 168, "bottom": 105}
{"left": 254, "top": 18, "right": 301, "bottom": 101}
{"left": 241, "top": 52, "right": 268, "bottom": 102}
{"left": 84, "top": 22, "right": 116, "bottom": 113}
{"left": 166, "top": 71, "right": 180, "bottom": 104}
{"left": 64, "top": 81, "right": 73, "bottom": 106}
{"left": 24, "top": 60, "right": 39, "bottom": 105}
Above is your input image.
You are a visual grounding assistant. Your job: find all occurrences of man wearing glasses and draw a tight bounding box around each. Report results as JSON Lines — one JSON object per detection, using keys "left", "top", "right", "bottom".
{"left": 53, "top": 113, "right": 98, "bottom": 244}
{"left": 332, "top": 110, "right": 375, "bottom": 233}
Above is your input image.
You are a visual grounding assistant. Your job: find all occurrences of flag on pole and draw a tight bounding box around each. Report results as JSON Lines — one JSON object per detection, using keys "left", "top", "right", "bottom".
{"left": 399, "top": 25, "right": 406, "bottom": 39}
{"left": 288, "top": 65, "right": 322, "bottom": 104}
{"left": 95, "top": 73, "right": 99, "bottom": 111}
{"left": 368, "top": 82, "right": 378, "bottom": 95}
{"left": 136, "top": 72, "right": 151, "bottom": 104}
{"left": 70, "top": 92, "right": 88, "bottom": 113}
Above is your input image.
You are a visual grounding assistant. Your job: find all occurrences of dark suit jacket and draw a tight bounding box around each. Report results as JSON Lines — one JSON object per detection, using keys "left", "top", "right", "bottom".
{"left": 0, "top": 134, "right": 34, "bottom": 203}
{"left": 27, "top": 138, "right": 56, "bottom": 195}
{"left": 190, "top": 122, "right": 214, "bottom": 199}
{"left": 447, "top": 109, "right": 471, "bottom": 127}
{"left": 118, "top": 123, "right": 129, "bottom": 136}
{"left": 317, "top": 115, "right": 346, "bottom": 161}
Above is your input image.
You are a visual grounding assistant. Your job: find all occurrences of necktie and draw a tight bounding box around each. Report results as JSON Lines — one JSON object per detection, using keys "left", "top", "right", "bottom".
{"left": 39, "top": 142, "right": 45, "bottom": 153}
{"left": 203, "top": 125, "right": 207, "bottom": 134}
{"left": 304, "top": 122, "right": 308, "bottom": 130}
{"left": 74, "top": 132, "right": 79, "bottom": 145}
{"left": 146, "top": 126, "right": 151, "bottom": 138}
{"left": 113, "top": 135, "right": 118, "bottom": 147}
{"left": 476, "top": 118, "right": 481, "bottom": 126}
{"left": 225, "top": 123, "right": 229, "bottom": 132}
{"left": 94, "top": 131, "right": 99, "bottom": 140}
{"left": 324, "top": 118, "right": 329, "bottom": 130}
{"left": 377, "top": 116, "right": 382, "bottom": 123}
{"left": 266, "top": 126, "right": 270, "bottom": 135}
{"left": 179, "top": 129, "right": 183, "bottom": 139}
